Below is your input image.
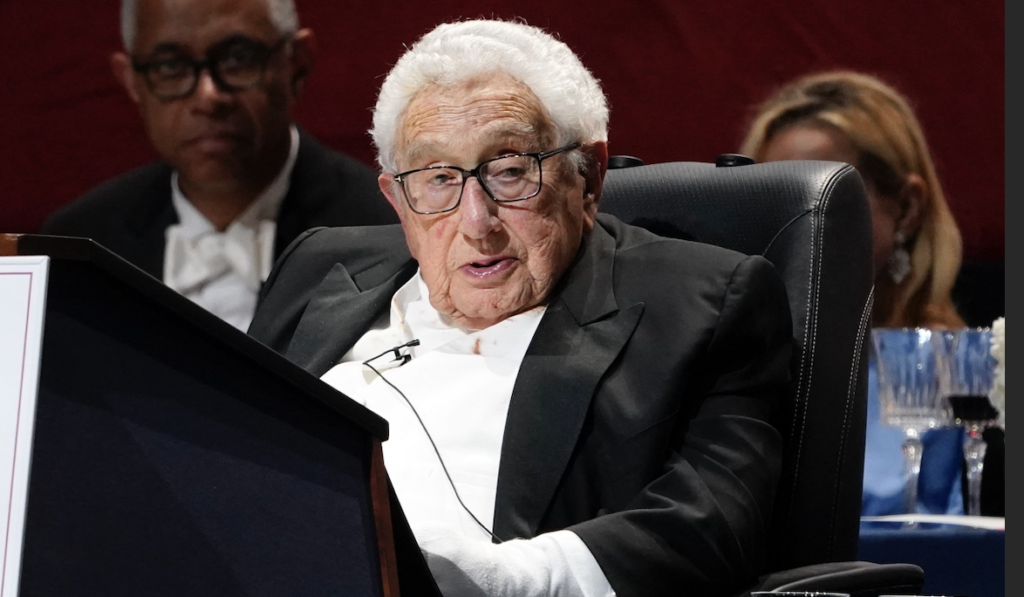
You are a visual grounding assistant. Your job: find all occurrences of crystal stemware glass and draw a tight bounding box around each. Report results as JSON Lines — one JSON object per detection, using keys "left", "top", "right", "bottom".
{"left": 934, "top": 327, "right": 999, "bottom": 516}
{"left": 871, "top": 328, "right": 952, "bottom": 515}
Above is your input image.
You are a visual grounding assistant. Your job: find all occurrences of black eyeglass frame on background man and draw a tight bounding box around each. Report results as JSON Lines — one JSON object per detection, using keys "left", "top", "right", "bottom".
{"left": 131, "top": 33, "right": 292, "bottom": 101}
{"left": 392, "top": 142, "right": 581, "bottom": 215}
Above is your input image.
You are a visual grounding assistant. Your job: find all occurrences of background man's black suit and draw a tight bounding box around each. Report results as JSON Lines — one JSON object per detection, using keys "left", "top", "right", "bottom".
{"left": 40, "top": 130, "right": 397, "bottom": 279}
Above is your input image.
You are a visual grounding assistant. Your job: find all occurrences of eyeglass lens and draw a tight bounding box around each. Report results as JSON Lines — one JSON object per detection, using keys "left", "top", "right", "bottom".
{"left": 404, "top": 154, "right": 542, "bottom": 214}
{"left": 136, "top": 36, "right": 278, "bottom": 100}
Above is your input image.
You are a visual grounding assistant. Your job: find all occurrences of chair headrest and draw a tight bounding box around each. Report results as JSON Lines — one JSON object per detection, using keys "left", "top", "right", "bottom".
{"left": 600, "top": 159, "right": 863, "bottom": 258}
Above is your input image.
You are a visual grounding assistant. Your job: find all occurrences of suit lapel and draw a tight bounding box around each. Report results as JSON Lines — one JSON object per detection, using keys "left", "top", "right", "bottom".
{"left": 493, "top": 224, "right": 644, "bottom": 539}
{"left": 287, "top": 258, "right": 417, "bottom": 377}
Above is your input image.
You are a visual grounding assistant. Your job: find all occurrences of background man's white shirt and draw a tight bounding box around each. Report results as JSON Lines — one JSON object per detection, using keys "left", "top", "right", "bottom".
{"left": 163, "top": 126, "right": 299, "bottom": 331}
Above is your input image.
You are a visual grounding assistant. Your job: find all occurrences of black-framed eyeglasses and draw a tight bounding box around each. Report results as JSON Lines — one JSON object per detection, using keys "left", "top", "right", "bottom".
{"left": 131, "top": 34, "right": 291, "bottom": 101}
{"left": 392, "top": 143, "right": 581, "bottom": 215}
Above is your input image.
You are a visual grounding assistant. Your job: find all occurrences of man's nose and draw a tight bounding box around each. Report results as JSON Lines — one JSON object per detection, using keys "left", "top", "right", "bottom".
{"left": 191, "top": 67, "right": 233, "bottom": 106}
{"left": 458, "top": 177, "right": 501, "bottom": 239}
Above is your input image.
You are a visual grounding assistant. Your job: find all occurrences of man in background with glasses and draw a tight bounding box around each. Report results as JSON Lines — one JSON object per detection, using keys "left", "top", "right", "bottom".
{"left": 249, "top": 18, "right": 794, "bottom": 597}
{"left": 40, "top": 0, "right": 396, "bottom": 331}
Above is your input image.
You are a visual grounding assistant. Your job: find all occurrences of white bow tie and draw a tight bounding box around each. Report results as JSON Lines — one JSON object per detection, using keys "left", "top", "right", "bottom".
{"left": 164, "top": 220, "right": 276, "bottom": 295}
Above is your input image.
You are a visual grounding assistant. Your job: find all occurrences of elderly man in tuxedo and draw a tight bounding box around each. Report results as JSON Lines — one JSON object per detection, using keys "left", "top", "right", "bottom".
{"left": 249, "top": 18, "right": 793, "bottom": 597}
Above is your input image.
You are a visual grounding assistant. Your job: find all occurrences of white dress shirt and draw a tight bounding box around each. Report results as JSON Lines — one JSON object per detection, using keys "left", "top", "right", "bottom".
{"left": 163, "top": 126, "right": 299, "bottom": 331}
{"left": 321, "top": 272, "right": 615, "bottom": 597}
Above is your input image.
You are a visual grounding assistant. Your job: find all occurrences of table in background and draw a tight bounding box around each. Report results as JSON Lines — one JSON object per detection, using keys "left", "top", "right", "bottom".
{"left": 857, "top": 519, "right": 1004, "bottom": 597}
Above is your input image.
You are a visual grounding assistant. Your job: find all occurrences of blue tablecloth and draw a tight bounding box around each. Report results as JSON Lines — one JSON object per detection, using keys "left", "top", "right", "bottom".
{"left": 857, "top": 520, "right": 1004, "bottom": 597}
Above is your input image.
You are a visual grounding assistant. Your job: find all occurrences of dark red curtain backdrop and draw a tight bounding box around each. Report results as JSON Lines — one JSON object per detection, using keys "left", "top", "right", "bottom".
{"left": 0, "top": 1, "right": 1004, "bottom": 261}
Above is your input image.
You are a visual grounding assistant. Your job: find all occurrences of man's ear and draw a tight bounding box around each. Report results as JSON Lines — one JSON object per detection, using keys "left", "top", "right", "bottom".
{"left": 288, "top": 28, "right": 315, "bottom": 98}
{"left": 378, "top": 173, "right": 407, "bottom": 224}
{"left": 111, "top": 51, "right": 142, "bottom": 105}
{"left": 896, "top": 173, "right": 926, "bottom": 240}
{"left": 582, "top": 141, "right": 609, "bottom": 221}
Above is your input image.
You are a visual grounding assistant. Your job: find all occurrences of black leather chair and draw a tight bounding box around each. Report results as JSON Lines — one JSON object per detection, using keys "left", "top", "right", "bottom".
{"left": 600, "top": 157, "right": 925, "bottom": 597}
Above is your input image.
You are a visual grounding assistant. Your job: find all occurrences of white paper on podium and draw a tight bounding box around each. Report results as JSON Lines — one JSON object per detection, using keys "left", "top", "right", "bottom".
{"left": 0, "top": 256, "right": 49, "bottom": 597}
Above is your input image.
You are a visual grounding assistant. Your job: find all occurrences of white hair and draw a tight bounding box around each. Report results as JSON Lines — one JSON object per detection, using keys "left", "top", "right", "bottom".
{"left": 120, "top": 0, "right": 299, "bottom": 51}
{"left": 370, "top": 18, "right": 610, "bottom": 173}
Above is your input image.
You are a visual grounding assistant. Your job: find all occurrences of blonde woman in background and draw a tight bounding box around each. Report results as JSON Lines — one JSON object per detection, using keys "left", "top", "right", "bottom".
{"left": 740, "top": 70, "right": 967, "bottom": 515}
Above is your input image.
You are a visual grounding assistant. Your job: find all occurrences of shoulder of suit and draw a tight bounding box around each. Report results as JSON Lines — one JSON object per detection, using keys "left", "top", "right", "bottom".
{"left": 71, "top": 161, "right": 171, "bottom": 205}
{"left": 40, "top": 161, "right": 172, "bottom": 232}
{"left": 286, "top": 129, "right": 397, "bottom": 225}
{"left": 268, "top": 224, "right": 411, "bottom": 292}
{"left": 593, "top": 215, "right": 785, "bottom": 320}
{"left": 288, "top": 224, "right": 409, "bottom": 265}
{"left": 597, "top": 212, "right": 749, "bottom": 267}
{"left": 303, "top": 223, "right": 405, "bottom": 245}
{"left": 294, "top": 129, "right": 379, "bottom": 180}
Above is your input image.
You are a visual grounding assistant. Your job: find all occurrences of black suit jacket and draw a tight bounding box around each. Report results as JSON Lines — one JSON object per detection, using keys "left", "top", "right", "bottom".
{"left": 39, "top": 130, "right": 398, "bottom": 280}
{"left": 247, "top": 214, "right": 794, "bottom": 597}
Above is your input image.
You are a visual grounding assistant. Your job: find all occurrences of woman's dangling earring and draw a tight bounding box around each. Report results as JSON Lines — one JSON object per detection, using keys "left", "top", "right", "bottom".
{"left": 887, "top": 231, "right": 911, "bottom": 284}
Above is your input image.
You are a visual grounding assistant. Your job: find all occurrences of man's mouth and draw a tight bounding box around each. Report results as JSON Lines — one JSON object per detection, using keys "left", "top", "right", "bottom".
{"left": 463, "top": 257, "right": 514, "bottom": 278}
{"left": 189, "top": 132, "right": 243, "bottom": 152}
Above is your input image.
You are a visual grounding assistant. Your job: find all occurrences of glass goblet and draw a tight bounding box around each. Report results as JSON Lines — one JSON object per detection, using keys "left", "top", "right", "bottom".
{"left": 871, "top": 328, "right": 952, "bottom": 515}
{"left": 934, "top": 327, "right": 999, "bottom": 517}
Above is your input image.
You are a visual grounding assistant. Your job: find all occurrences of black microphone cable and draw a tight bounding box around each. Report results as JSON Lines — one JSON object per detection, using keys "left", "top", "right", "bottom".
{"left": 363, "top": 340, "right": 502, "bottom": 543}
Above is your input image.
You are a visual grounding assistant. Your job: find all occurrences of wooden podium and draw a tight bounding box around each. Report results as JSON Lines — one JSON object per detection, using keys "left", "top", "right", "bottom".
{"left": 0, "top": 234, "right": 437, "bottom": 597}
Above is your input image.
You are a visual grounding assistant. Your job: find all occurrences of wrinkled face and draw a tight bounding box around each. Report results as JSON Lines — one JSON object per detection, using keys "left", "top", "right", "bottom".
{"left": 760, "top": 122, "right": 901, "bottom": 280}
{"left": 378, "top": 75, "right": 599, "bottom": 331}
{"left": 118, "top": 0, "right": 303, "bottom": 195}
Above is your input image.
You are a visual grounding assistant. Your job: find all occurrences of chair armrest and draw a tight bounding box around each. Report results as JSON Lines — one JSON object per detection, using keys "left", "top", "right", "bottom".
{"left": 737, "top": 561, "right": 925, "bottom": 597}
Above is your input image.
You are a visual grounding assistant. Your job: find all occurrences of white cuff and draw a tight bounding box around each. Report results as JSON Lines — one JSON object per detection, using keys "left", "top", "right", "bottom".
{"left": 414, "top": 522, "right": 615, "bottom": 597}
{"left": 541, "top": 530, "right": 616, "bottom": 597}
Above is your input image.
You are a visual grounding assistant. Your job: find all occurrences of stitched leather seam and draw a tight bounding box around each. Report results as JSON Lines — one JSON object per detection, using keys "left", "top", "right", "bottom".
{"left": 781, "top": 163, "right": 855, "bottom": 549}
{"left": 830, "top": 285, "right": 873, "bottom": 557}
{"left": 786, "top": 170, "right": 828, "bottom": 522}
